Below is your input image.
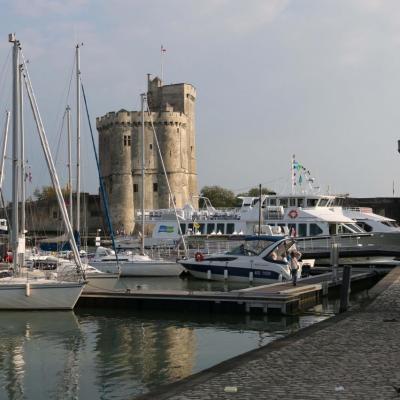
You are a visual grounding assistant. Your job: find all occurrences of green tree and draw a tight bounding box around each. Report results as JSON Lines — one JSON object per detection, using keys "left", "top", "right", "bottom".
{"left": 199, "top": 186, "right": 238, "bottom": 208}
{"left": 33, "top": 185, "right": 71, "bottom": 201}
{"left": 237, "top": 186, "right": 276, "bottom": 197}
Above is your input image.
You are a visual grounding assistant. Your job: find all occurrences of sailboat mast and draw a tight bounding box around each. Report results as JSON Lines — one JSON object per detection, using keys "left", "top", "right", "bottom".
{"left": 19, "top": 63, "right": 25, "bottom": 240}
{"left": 22, "top": 55, "right": 85, "bottom": 278}
{"left": 66, "top": 105, "right": 73, "bottom": 226}
{"left": 75, "top": 44, "right": 81, "bottom": 233}
{"left": 0, "top": 111, "right": 10, "bottom": 189}
{"left": 140, "top": 93, "right": 145, "bottom": 255}
{"left": 9, "top": 34, "right": 20, "bottom": 273}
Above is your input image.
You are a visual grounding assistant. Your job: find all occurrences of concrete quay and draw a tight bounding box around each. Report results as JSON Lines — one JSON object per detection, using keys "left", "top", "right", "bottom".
{"left": 137, "top": 267, "right": 400, "bottom": 400}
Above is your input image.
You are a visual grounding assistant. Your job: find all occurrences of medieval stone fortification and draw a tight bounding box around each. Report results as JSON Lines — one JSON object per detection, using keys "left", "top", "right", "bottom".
{"left": 96, "top": 76, "right": 198, "bottom": 234}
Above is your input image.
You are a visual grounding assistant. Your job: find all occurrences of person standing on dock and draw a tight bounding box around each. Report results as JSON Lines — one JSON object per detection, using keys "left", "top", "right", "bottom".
{"left": 289, "top": 250, "right": 301, "bottom": 286}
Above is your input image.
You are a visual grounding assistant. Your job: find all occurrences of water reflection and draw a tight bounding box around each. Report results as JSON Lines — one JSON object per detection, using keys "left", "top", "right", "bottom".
{"left": 0, "top": 312, "right": 81, "bottom": 400}
{"left": 0, "top": 303, "right": 333, "bottom": 399}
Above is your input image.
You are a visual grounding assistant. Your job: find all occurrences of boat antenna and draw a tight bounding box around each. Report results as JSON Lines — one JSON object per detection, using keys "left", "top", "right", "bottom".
{"left": 144, "top": 96, "right": 188, "bottom": 257}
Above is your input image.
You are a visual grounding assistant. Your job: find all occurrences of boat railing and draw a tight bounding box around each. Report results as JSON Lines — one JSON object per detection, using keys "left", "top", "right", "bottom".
{"left": 295, "top": 234, "right": 365, "bottom": 252}
{"left": 343, "top": 207, "right": 373, "bottom": 214}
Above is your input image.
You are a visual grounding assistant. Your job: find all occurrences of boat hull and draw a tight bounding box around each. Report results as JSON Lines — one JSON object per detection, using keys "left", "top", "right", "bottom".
{"left": 180, "top": 261, "right": 290, "bottom": 284}
{"left": 83, "top": 273, "right": 120, "bottom": 292}
{"left": 90, "top": 261, "right": 184, "bottom": 277}
{"left": 0, "top": 280, "right": 84, "bottom": 310}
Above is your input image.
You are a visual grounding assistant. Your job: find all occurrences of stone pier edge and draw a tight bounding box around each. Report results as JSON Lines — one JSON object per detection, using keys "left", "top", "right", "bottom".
{"left": 134, "top": 267, "right": 400, "bottom": 400}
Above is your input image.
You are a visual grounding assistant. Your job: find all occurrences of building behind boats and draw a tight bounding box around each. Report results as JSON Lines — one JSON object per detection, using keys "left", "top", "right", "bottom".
{"left": 96, "top": 76, "right": 198, "bottom": 234}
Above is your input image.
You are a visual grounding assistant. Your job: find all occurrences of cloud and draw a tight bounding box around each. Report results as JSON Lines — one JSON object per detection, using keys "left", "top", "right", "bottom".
{"left": 11, "top": 0, "right": 88, "bottom": 17}
{"left": 188, "top": 0, "right": 291, "bottom": 34}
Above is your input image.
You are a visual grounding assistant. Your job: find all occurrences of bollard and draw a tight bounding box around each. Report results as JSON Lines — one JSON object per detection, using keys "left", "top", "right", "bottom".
{"left": 249, "top": 271, "right": 254, "bottom": 282}
{"left": 330, "top": 243, "right": 339, "bottom": 282}
{"left": 224, "top": 269, "right": 228, "bottom": 280}
{"left": 339, "top": 265, "right": 352, "bottom": 313}
{"left": 207, "top": 270, "right": 212, "bottom": 280}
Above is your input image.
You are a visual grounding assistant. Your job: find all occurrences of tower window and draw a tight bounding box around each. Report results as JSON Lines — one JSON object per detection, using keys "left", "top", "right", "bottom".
{"left": 149, "top": 144, "right": 153, "bottom": 150}
{"left": 153, "top": 183, "right": 158, "bottom": 192}
{"left": 177, "top": 128, "right": 179, "bottom": 133}
{"left": 134, "top": 184, "right": 138, "bottom": 193}
{"left": 123, "top": 135, "right": 131, "bottom": 146}
{"left": 191, "top": 146, "right": 193, "bottom": 153}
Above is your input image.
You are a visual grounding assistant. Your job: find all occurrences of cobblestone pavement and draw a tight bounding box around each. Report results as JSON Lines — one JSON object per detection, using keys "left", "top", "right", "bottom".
{"left": 138, "top": 268, "right": 400, "bottom": 400}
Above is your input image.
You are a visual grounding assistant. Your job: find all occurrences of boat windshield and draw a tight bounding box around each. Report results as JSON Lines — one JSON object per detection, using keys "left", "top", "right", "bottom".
{"left": 227, "top": 239, "right": 276, "bottom": 256}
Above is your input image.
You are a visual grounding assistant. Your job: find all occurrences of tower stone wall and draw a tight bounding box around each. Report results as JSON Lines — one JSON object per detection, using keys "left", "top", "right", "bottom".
{"left": 96, "top": 110, "right": 134, "bottom": 234}
{"left": 97, "top": 76, "right": 198, "bottom": 232}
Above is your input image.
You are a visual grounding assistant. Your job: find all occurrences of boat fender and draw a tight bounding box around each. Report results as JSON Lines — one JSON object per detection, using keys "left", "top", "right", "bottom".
{"left": 25, "top": 282, "right": 31, "bottom": 297}
{"left": 195, "top": 252, "right": 204, "bottom": 262}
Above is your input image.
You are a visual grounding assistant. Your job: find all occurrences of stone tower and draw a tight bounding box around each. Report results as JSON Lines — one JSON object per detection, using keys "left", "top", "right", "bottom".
{"left": 97, "top": 77, "right": 198, "bottom": 232}
{"left": 131, "top": 76, "right": 198, "bottom": 210}
{"left": 96, "top": 110, "right": 134, "bottom": 234}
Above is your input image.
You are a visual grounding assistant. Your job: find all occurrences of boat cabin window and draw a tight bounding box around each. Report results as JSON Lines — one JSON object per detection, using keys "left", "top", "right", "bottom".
{"left": 306, "top": 199, "right": 318, "bottom": 207}
{"left": 207, "top": 223, "right": 215, "bottom": 234}
{"left": 382, "top": 221, "right": 400, "bottom": 228}
{"left": 180, "top": 223, "right": 187, "bottom": 234}
{"left": 346, "top": 223, "right": 364, "bottom": 233}
{"left": 298, "top": 223, "right": 307, "bottom": 237}
{"left": 252, "top": 198, "right": 260, "bottom": 206}
{"left": 227, "top": 223, "right": 235, "bottom": 234}
{"left": 319, "top": 198, "right": 329, "bottom": 206}
{"left": 288, "top": 223, "right": 296, "bottom": 236}
{"left": 289, "top": 198, "right": 296, "bottom": 206}
{"left": 329, "top": 223, "right": 337, "bottom": 235}
{"left": 337, "top": 224, "right": 354, "bottom": 234}
{"left": 228, "top": 244, "right": 257, "bottom": 256}
{"left": 187, "top": 223, "right": 194, "bottom": 234}
{"left": 279, "top": 198, "right": 288, "bottom": 207}
{"left": 264, "top": 242, "right": 288, "bottom": 263}
{"left": 356, "top": 222, "right": 372, "bottom": 232}
{"left": 269, "top": 198, "right": 277, "bottom": 206}
{"left": 217, "top": 223, "right": 225, "bottom": 234}
{"left": 309, "top": 223, "right": 323, "bottom": 236}
{"left": 297, "top": 198, "right": 304, "bottom": 208}
{"left": 197, "top": 223, "right": 205, "bottom": 234}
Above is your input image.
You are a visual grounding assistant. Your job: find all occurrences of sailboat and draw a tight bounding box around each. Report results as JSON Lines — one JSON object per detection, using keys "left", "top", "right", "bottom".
{"left": 90, "top": 92, "right": 184, "bottom": 277}
{"left": 0, "top": 34, "right": 85, "bottom": 309}
{"left": 34, "top": 44, "right": 119, "bottom": 292}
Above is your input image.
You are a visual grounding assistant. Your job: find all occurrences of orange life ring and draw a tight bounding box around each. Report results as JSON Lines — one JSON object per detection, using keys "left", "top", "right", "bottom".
{"left": 288, "top": 209, "right": 298, "bottom": 219}
{"left": 195, "top": 252, "right": 204, "bottom": 262}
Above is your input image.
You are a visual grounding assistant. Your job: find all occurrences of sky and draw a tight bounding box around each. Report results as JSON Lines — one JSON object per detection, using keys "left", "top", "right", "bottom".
{"left": 0, "top": 0, "right": 400, "bottom": 199}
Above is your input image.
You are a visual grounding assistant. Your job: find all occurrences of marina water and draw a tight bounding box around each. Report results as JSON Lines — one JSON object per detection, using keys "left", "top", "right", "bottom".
{"left": 0, "top": 277, "right": 356, "bottom": 400}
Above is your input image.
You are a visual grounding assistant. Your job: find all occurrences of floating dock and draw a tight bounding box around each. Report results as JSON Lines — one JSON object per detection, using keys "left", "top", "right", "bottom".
{"left": 78, "top": 268, "right": 382, "bottom": 314}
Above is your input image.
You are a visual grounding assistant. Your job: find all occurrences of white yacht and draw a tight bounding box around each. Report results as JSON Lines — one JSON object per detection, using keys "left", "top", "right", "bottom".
{"left": 89, "top": 246, "right": 184, "bottom": 277}
{"left": 179, "top": 236, "right": 297, "bottom": 284}
{"left": 120, "top": 195, "right": 366, "bottom": 247}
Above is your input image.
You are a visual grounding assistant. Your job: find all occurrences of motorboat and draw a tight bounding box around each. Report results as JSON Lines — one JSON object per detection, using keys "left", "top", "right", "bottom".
{"left": 89, "top": 246, "right": 184, "bottom": 277}
{"left": 179, "top": 236, "right": 302, "bottom": 284}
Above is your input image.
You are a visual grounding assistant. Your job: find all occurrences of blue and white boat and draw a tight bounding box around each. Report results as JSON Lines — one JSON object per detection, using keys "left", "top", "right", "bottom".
{"left": 179, "top": 236, "right": 299, "bottom": 284}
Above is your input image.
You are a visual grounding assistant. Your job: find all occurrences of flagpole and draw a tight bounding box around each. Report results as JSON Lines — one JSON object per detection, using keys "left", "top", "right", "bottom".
{"left": 291, "top": 154, "right": 295, "bottom": 194}
{"left": 161, "top": 47, "right": 163, "bottom": 84}
{"left": 160, "top": 45, "right": 166, "bottom": 85}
